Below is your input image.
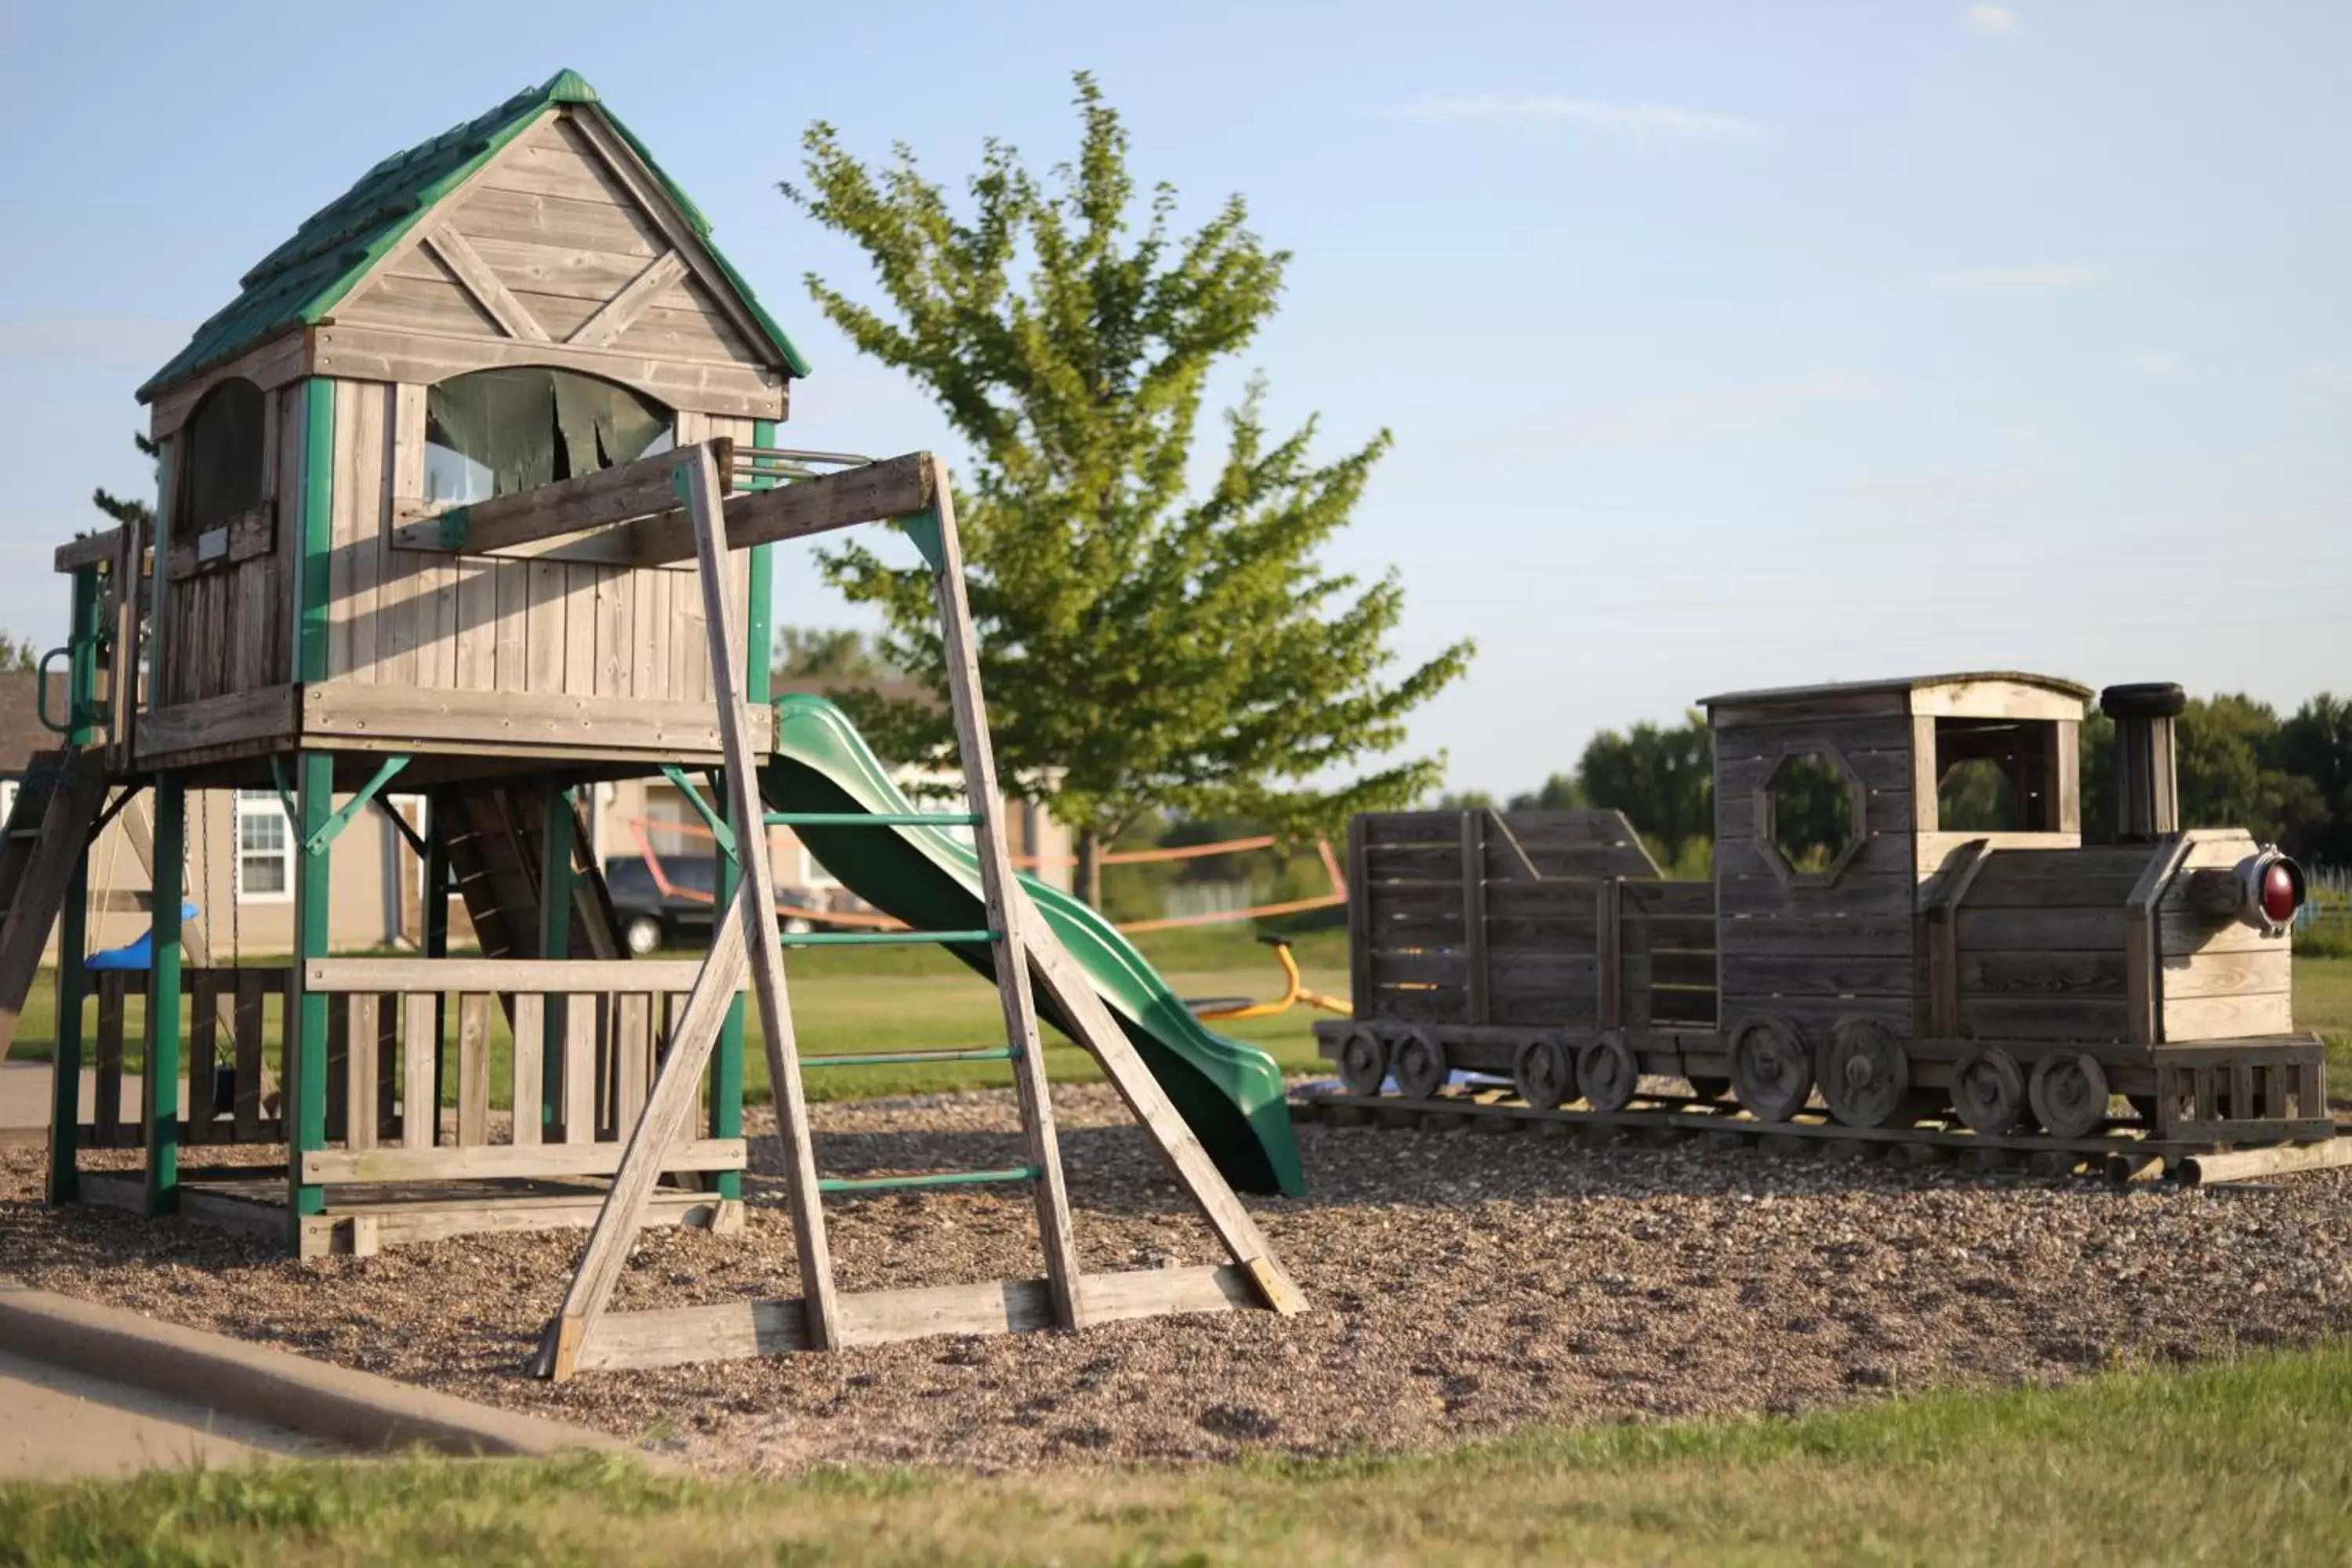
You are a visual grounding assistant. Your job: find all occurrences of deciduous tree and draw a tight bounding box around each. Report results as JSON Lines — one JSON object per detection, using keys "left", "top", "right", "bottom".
{"left": 783, "top": 76, "right": 1472, "bottom": 905}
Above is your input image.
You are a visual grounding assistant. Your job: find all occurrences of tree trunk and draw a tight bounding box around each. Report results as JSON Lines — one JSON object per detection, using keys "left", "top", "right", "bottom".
{"left": 1076, "top": 829, "right": 1104, "bottom": 910}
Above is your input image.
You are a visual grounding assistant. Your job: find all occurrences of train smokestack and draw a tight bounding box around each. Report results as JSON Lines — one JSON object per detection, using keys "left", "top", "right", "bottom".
{"left": 2101, "top": 682, "right": 2185, "bottom": 842}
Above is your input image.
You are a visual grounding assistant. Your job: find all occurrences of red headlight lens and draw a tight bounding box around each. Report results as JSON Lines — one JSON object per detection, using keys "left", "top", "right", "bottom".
{"left": 2260, "top": 860, "right": 2302, "bottom": 925}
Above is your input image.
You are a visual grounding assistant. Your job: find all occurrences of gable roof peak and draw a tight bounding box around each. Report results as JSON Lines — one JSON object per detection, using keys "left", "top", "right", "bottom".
{"left": 140, "top": 70, "right": 808, "bottom": 401}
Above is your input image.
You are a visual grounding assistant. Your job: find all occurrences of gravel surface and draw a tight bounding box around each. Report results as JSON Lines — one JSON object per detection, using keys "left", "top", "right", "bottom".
{"left": 5, "top": 1085, "right": 2352, "bottom": 1474}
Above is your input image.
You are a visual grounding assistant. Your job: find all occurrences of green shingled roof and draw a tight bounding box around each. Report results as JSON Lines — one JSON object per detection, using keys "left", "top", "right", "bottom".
{"left": 140, "top": 68, "right": 809, "bottom": 402}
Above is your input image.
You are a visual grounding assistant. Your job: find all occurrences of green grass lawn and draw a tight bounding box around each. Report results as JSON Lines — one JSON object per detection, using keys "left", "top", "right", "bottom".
{"left": 7, "top": 1345, "right": 2352, "bottom": 1565}
{"left": 3, "top": 928, "right": 1348, "bottom": 1106}
{"left": 2297, "top": 954, "right": 2352, "bottom": 1085}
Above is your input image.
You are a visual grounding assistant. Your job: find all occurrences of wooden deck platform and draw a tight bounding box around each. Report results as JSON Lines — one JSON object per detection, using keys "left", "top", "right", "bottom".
{"left": 78, "top": 1168, "right": 741, "bottom": 1258}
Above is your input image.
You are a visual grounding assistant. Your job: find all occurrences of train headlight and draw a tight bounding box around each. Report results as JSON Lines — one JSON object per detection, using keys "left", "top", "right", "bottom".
{"left": 2250, "top": 851, "right": 2306, "bottom": 935}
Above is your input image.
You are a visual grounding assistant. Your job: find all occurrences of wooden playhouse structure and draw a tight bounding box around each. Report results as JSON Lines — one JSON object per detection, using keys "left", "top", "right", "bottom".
{"left": 16, "top": 72, "right": 1301, "bottom": 1365}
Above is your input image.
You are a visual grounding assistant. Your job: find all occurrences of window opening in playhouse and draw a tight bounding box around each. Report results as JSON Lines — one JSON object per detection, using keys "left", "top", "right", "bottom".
{"left": 174, "top": 376, "right": 267, "bottom": 539}
{"left": 234, "top": 788, "right": 292, "bottom": 902}
{"left": 423, "top": 367, "right": 673, "bottom": 506}
{"left": 1933, "top": 717, "right": 2056, "bottom": 833}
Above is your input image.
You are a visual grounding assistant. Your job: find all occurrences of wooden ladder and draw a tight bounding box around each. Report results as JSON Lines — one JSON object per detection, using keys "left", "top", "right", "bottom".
{"left": 439, "top": 782, "right": 623, "bottom": 963}
{"left": 0, "top": 748, "right": 111, "bottom": 1061}
{"left": 535, "top": 443, "right": 1304, "bottom": 1379}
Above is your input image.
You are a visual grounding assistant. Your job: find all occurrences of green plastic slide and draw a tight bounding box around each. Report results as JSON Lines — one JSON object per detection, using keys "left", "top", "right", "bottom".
{"left": 762, "top": 695, "right": 1306, "bottom": 1197}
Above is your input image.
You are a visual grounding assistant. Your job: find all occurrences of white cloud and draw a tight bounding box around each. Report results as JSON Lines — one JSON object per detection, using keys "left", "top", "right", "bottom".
{"left": 2126, "top": 349, "right": 2187, "bottom": 384}
{"left": 1523, "top": 372, "right": 1886, "bottom": 449}
{"left": 0, "top": 317, "right": 189, "bottom": 365}
{"left": 1384, "top": 95, "right": 1766, "bottom": 143}
{"left": 1962, "top": 5, "right": 2021, "bottom": 37}
{"left": 1925, "top": 263, "right": 2103, "bottom": 295}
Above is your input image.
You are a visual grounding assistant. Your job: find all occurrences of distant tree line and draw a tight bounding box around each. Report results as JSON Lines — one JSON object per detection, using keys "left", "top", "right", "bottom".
{"left": 1439, "top": 692, "right": 2352, "bottom": 877}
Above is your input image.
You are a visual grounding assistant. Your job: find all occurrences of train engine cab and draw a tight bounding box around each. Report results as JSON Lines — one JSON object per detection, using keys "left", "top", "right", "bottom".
{"left": 1704, "top": 672, "right": 2319, "bottom": 1144}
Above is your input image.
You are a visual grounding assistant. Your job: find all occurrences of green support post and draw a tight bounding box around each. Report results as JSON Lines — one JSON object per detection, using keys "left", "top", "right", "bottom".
{"left": 539, "top": 779, "right": 575, "bottom": 1127}
{"left": 423, "top": 794, "right": 450, "bottom": 1124}
{"left": 710, "top": 766, "right": 745, "bottom": 1202}
{"left": 283, "top": 378, "right": 337, "bottom": 1248}
{"left": 288, "top": 753, "right": 333, "bottom": 1240}
{"left": 747, "top": 419, "right": 779, "bottom": 708}
{"left": 46, "top": 562, "right": 105, "bottom": 1203}
{"left": 145, "top": 775, "right": 186, "bottom": 1215}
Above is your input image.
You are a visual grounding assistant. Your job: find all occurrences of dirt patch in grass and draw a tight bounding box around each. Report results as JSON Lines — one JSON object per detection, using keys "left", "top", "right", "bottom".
{"left": 5, "top": 1087, "right": 2352, "bottom": 1475}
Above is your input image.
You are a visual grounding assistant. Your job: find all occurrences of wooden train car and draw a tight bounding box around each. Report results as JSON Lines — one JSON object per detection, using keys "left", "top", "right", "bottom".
{"left": 1316, "top": 673, "right": 2324, "bottom": 1148}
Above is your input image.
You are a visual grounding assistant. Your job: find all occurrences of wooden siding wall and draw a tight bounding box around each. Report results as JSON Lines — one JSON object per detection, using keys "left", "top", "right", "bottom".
{"left": 154, "top": 386, "right": 298, "bottom": 706}
{"left": 1352, "top": 811, "right": 1664, "bottom": 1027}
{"left": 315, "top": 389, "right": 750, "bottom": 702}
{"left": 2157, "top": 831, "right": 2295, "bottom": 1040}
{"left": 1713, "top": 714, "right": 1918, "bottom": 1043}
{"left": 338, "top": 114, "right": 762, "bottom": 375}
{"left": 1947, "top": 845, "right": 2150, "bottom": 1043}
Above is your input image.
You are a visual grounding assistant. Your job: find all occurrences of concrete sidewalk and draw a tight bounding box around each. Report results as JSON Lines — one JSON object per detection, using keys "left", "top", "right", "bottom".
{"left": 0, "top": 1348, "right": 332, "bottom": 1477}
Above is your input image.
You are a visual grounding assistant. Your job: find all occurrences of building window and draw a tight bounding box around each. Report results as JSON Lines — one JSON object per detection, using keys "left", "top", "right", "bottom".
{"left": 176, "top": 377, "right": 267, "bottom": 541}
{"left": 424, "top": 367, "right": 673, "bottom": 506}
{"left": 235, "top": 789, "right": 292, "bottom": 902}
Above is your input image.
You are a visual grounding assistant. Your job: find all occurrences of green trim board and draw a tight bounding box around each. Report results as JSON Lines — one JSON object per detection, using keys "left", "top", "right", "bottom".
{"left": 295, "top": 380, "right": 336, "bottom": 683}
{"left": 140, "top": 68, "right": 810, "bottom": 403}
{"left": 746, "top": 419, "right": 779, "bottom": 706}
{"left": 288, "top": 753, "right": 335, "bottom": 1237}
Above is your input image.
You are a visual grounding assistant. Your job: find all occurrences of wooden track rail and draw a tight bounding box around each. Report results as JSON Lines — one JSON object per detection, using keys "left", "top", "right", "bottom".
{"left": 1293, "top": 1085, "right": 2351, "bottom": 1181}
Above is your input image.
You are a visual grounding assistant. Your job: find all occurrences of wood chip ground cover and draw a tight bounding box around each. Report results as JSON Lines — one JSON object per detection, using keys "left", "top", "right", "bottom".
{"left": 4, "top": 1086, "right": 2350, "bottom": 1475}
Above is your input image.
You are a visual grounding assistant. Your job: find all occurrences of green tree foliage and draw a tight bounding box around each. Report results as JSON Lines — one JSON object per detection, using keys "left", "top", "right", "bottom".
{"left": 1432, "top": 789, "right": 1496, "bottom": 811}
{"left": 2082, "top": 695, "right": 2336, "bottom": 851}
{"left": 1506, "top": 773, "right": 1585, "bottom": 811}
{"left": 772, "top": 626, "right": 893, "bottom": 683}
{"left": 93, "top": 431, "right": 158, "bottom": 531}
{"left": 1575, "top": 713, "right": 1714, "bottom": 869}
{"left": 2277, "top": 695, "right": 2352, "bottom": 866}
{"left": 782, "top": 75, "right": 1472, "bottom": 906}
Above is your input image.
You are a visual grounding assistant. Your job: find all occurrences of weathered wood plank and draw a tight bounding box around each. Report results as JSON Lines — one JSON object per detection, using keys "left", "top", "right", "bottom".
{"left": 575, "top": 1265, "right": 1256, "bottom": 1371}
{"left": 423, "top": 226, "right": 551, "bottom": 343}
{"left": 304, "top": 957, "right": 715, "bottom": 993}
{"left": 300, "top": 1137, "right": 745, "bottom": 1185}
{"left": 299, "top": 684, "right": 773, "bottom": 758}
{"left": 392, "top": 441, "right": 730, "bottom": 557}
{"left": 309, "top": 325, "right": 786, "bottom": 421}
{"left": 2162, "top": 991, "right": 2295, "bottom": 1042}
{"left": 456, "top": 993, "right": 490, "bottom": 1146}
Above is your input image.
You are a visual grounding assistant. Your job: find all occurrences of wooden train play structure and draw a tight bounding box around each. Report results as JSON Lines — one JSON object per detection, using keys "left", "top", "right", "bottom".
{"left": 1308, "top": 673, "right": 2328, "bottom": 1174}
{"left": 5, "top": 71, "right": 1305, "bottom": 1373}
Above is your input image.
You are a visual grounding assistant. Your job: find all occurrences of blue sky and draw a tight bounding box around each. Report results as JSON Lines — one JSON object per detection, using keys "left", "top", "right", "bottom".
{"left": 2, "top": 1, "right": 2345, "bottom": 795}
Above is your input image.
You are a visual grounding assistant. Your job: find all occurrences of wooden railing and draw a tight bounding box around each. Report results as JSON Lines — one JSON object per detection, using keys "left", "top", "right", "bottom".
{"left": 78, "top": 960, "right": 748, "bottom": 1186}
{"left": 84, "top": 966, "right": 288, "bottom": 1149}
{"left": 295, "top": 958, "right": 746, "bottom": 1185}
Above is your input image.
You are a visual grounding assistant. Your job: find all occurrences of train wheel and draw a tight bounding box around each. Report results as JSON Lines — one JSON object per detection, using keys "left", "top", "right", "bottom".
{"left": 1390, "top": 1028, "right": 1450, "bottom": 1102}
{"left": 1949, "top": 1047, "right": 2026, "bottom": 1134}
{"left": 1578, "top": 1031, "right": 1639, "bottom": 1115}
{"left": 2028, "top": 1051, "right": 2110, "bottom": 1139}
{"left": 1819, "top": 1018, "right": 1911, "bottom": 1128}
{"left": 1729, "top": 1015, "right": 1812, "bottom": 1123}
{"left": 1337, "top": 1027, "right": 1388, "bottom": 1096}
{"left": 1513, "top": 1036, "right": 1576, "bottom": 1110}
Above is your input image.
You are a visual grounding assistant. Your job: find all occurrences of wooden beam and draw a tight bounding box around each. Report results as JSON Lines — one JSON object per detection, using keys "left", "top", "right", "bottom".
{"left": 55, "top": 528, "right": 122, "bottom": 574}
{"left": 924, "top": 463, "right": 1083, "bottom": 1331}
{"left": 391, "top": 441, "right": 731, "bottom": 557}
{"left": 575, "top": 1265, "right": 1260, "bottom": 1371}
{"left": 567, "top": 250, "right": 688, "bottom": 349}
{"left": 303, "top": 956, "right": 717, "bottom": 994}
{"left": 309, "top": 324, "right": 786, "bottom": 421}
{"left": 423, "top": 227, "right": 550, "bottom": 343}
{"left": 396, "top": 452, "right": 935, "bottom": 569}
{"left": 299, "top": 684, "right": 773, "bottom": 760}
{"left": 301, "top": 1137, "right": 745, "bottom": 1184}
{"left": 676, "top": 437, "right": 840, "bottom": 1352}
{"left": 537, "top": 887, "right": 751, "bottom": 1374}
